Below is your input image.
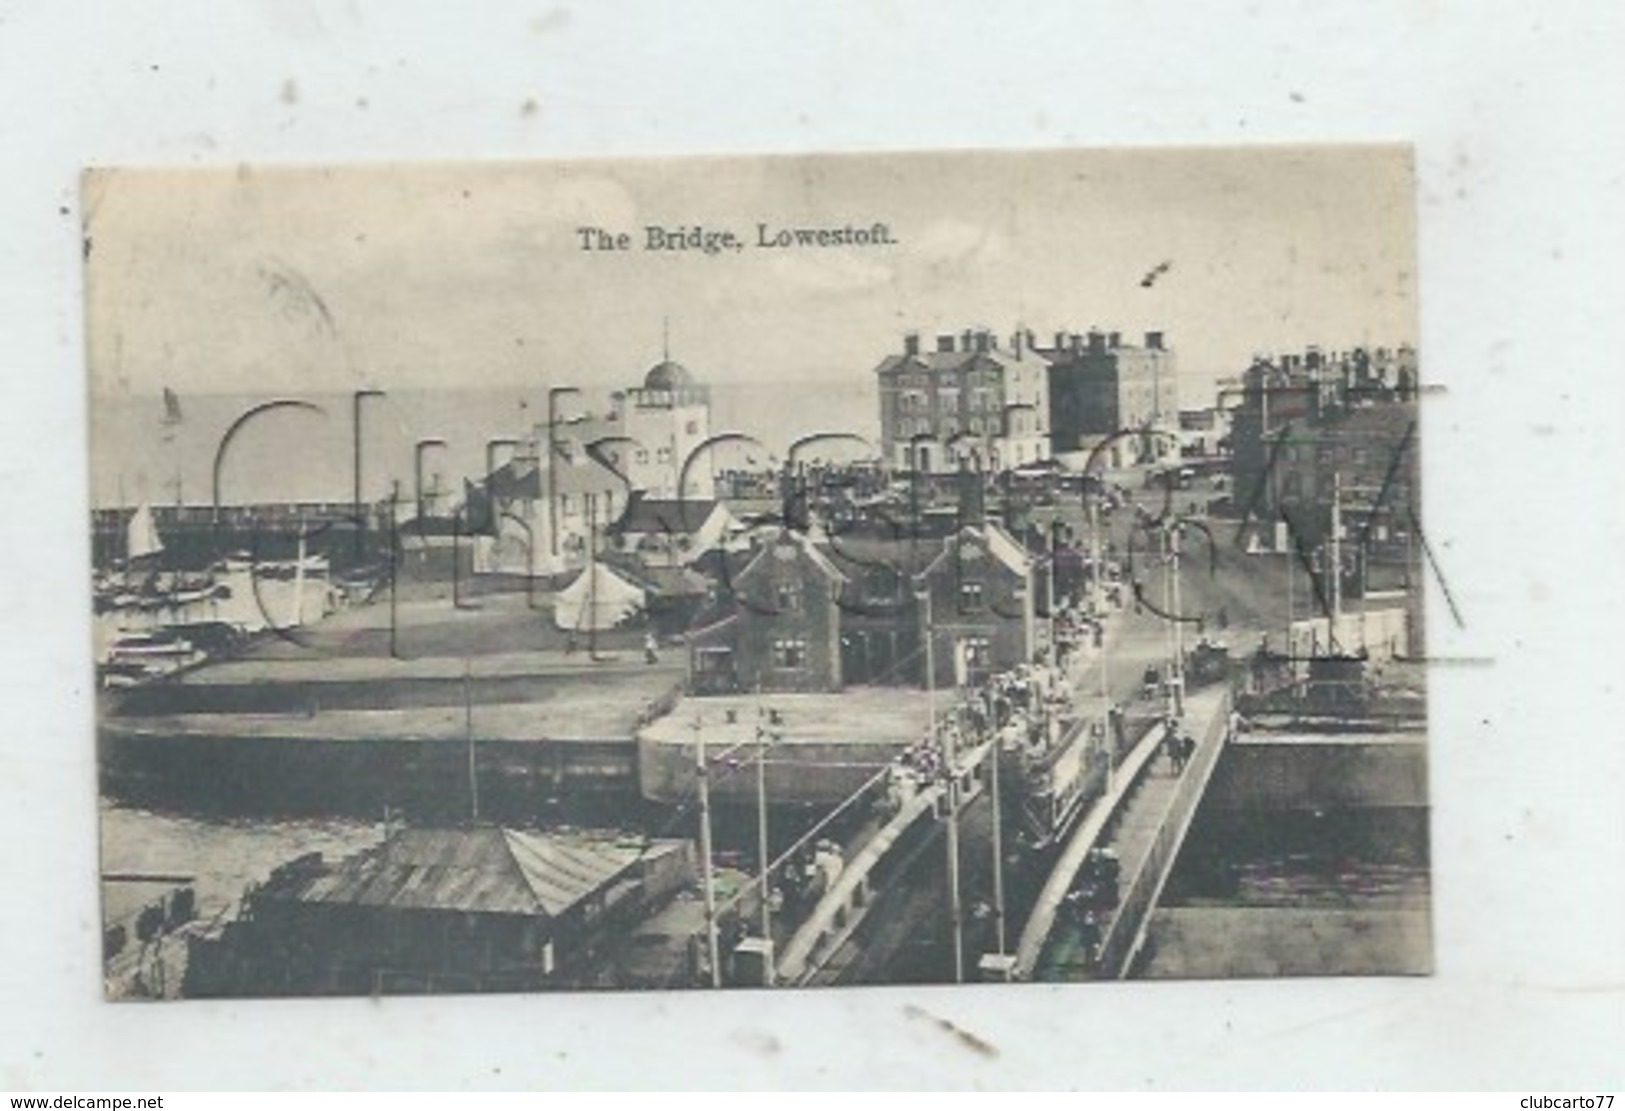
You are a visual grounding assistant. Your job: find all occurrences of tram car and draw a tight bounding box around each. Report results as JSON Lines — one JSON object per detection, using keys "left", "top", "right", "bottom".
{"left": 1001, "top": 703, "right": 1163, "bottom": 854}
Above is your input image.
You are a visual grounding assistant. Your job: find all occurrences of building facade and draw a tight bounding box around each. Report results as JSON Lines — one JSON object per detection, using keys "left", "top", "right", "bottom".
{"left": 690, "top": 529, "right": 848, "bottom": 694}
{"left": 875, "top": 328, "right": 1052, "bottom": 475}
{"left": 916, "top": 523, "right": 1041, "bottom": 688}
{"left": 1228, "top": 344, "right": 1421, "bottom": 551}
{"left": 687, "top": 521, "right": 1044, "bottom": 695}
{"left": 1043, "top": 330, "right": 1178, "bottom": 458}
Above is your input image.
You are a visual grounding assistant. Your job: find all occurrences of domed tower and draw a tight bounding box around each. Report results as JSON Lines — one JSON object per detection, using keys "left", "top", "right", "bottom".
{"left": 622, "top": 356, "right": 713, "bottom": 498}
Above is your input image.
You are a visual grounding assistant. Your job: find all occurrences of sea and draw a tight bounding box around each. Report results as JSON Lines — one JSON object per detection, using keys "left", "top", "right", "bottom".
{"left": 90, "top": 381, "right": 880, "bottom": 510}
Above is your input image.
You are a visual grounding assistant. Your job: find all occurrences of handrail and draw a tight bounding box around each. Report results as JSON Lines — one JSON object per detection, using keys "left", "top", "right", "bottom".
{"left": 778, "top": 739, "right": 993, "bottom": 983}
{"left": 1011, "top": 714, "right": 1169, "bottom": 977}
{"left": 1098, "top": 687, "right": 1231, "bottom": 979}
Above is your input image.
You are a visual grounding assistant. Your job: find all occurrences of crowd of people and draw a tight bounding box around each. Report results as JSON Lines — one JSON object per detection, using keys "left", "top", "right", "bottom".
{"left": 887, "top": 653, "right": 1089, "bottom": 812}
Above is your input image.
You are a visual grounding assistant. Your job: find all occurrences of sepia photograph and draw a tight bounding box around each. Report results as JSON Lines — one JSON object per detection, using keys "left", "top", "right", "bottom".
{"left": 86, "top": 145, "right": 1430, "bottom": 1000}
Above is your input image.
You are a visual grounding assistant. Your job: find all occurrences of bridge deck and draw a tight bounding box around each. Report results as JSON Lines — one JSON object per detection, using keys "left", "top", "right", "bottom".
{"left": 1021, "top": 683, "right": 1231, "bottom": 981}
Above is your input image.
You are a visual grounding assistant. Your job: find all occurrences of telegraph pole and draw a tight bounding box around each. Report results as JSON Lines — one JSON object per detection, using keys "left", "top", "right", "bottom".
{"left": 464, "top": 658, "right": 479, "bottom": 823}
{"left": 1330, "top": 473, "right": 1344, "bottom": 630}
{"left": 919, "top": 582, "right": 963, "bottom": 982}
{"left": 1162, "top": 525, "right": 1176, "bottom": 722}
{"left": 694, "top": 714, "right": 722, "bottom": 988}
{"left": 755, "top": 700, "right": 776, "bottom": 983}
{"left": 1170, "top": 522, "right": 1185, "bottom": 717}
{"left": 989, "top": 720, "right": 1006, "bottom": 957}
{"left": 1090, "top": 485, "right": 1114, "bottom": 792}
{"left": 388, "top": 480, "right": 401, "bottom": 659}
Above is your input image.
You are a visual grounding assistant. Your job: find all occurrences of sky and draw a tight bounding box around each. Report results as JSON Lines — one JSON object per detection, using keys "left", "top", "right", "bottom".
{"left": 84, "top": 146, "right": 1418, "bottom": 505}
{"left": 85, "top": 145, "right": 1418, "bottom": 396}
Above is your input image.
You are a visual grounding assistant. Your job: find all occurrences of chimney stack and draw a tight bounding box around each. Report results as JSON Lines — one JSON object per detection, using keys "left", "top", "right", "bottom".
{"left": 961, "top": 329, "right": 974, "bottom": 353}
{"left": 1087, "top": 330, "right": 1105, "bottom": 355}
{"left": 956, "top": 457, "right": 986, "bottom": 525}
{"left": 1108, "top": 331, "right": 1121, "bottom": 349}
{"left": 1145, "top": 330, "right": 1164, "bottom": 350}
{"left": 904, "top": 332, "right": 920, "bottom": 357}
{"left": 937, "top": 334, "right": 955, "bottom": 353}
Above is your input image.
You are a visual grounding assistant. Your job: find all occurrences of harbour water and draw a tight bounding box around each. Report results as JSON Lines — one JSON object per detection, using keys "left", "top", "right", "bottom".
{"left": 99, "top": 801, "right": 383, "bottom": 928}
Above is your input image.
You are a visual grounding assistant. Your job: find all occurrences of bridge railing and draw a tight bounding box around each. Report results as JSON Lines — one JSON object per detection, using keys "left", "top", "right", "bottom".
{"left": 1095, "top": 687, "right": 1232, "bottom": 979}
{"left": 776, "top": 739, "right": 993, "bottom": 985}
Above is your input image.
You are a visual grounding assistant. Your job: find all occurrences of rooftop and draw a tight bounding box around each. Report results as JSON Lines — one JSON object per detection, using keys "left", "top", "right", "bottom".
{"left": 281, "top": 827, "right": 685, "bottom": 918}
{"left": 639, "top": 687, "right": 935, "bottom": 750}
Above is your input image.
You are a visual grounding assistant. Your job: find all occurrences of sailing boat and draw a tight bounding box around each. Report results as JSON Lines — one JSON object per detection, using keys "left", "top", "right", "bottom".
{"left": 126, "top": 501, "right": 165, "bottom": 565}
{"left": 96, "top": 501, "right": 164, "bottom": 610}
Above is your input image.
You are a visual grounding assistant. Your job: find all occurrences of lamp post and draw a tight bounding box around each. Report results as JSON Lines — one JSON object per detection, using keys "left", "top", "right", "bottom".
{"left": 351, "top": 389, "right": 384, "bottom": 561}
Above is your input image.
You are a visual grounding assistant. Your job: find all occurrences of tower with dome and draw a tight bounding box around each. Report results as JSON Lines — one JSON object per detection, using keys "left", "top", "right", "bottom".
{"left": 609, "top": 356, "right": 714, "bottom": 499}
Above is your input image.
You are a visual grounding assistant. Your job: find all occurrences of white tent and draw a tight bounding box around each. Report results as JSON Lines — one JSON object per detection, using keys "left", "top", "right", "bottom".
{"left": 553, "top": 561, "right": 647, "bottom": 633}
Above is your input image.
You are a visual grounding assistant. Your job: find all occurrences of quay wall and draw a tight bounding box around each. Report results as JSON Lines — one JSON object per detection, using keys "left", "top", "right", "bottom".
{"left": 100, "top": 725, "right": 642, "bottom": 822}
{"left": 1205, "top": 738, "right": 1427, "bottom": 811}
{"left": 638, "top": 735, "right": 899, "bottom": 806}
{"left": 108, "top": 673, "right": 633, "bottom": 716}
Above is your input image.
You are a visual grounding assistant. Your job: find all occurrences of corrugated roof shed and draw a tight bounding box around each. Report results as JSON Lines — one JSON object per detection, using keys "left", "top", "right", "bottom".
{"left": 290, "top": 828, "right": 660, "bottom": 919}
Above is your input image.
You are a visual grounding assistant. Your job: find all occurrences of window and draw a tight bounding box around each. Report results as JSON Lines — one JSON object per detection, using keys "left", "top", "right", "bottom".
{"left": 866, "top": 567, "right": 900, "bottom": 603}
{"left": 958, "top": 581, "right": 985, "bottom": 613}
{"left": 772, "top": 639, "right": 808, "bottom": 669}
{"left": 657, "top": 446, "right": 673, "bottom": 463}
{"left": 775, "top": 583, "right": 802, "bottom": 613}
{"left": 635, "top": 449, "right": 650, "bottom": 464}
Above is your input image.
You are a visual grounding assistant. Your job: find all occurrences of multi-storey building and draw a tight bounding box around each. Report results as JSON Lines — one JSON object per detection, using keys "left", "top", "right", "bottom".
{"left": 1228, "top": 344, "right": 1421, "bottom": 550}
{"left": 1042, "top": 330, "right": 1179, "bottom": 459}
{"left": 874, "top": 328, "right": 1051, "bottom": 475}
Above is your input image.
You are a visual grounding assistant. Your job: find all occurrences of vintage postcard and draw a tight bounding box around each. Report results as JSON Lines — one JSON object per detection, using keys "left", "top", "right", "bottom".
{"left": 86, "top": 146, "right": 1428, "bottom": 999}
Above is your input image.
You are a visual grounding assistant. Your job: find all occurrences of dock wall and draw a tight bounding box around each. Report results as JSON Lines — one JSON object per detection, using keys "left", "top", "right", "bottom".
{"left": 1205, "top": 739, "right": 1427, "bottom": 811}
{"left": 637, "top": 736, "right": 898, "bottom": 806}
{"left": 100, "top": 726, "right": 642, "bottom": 821}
